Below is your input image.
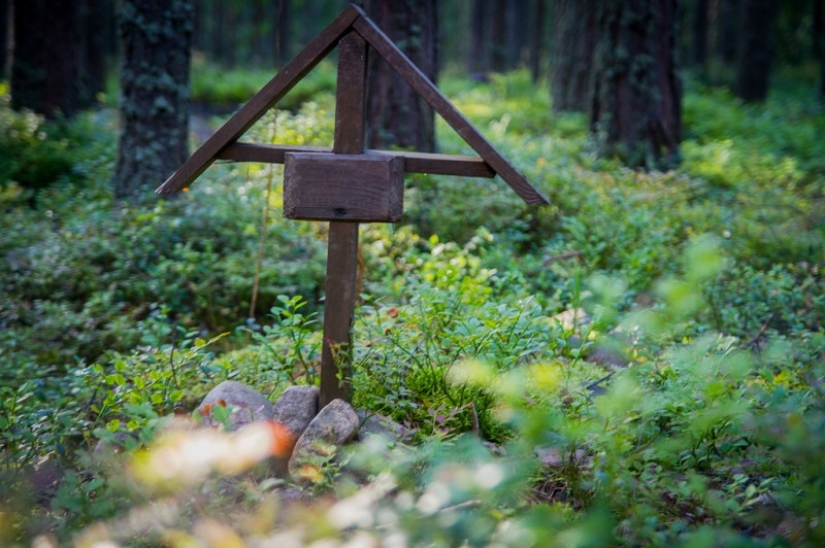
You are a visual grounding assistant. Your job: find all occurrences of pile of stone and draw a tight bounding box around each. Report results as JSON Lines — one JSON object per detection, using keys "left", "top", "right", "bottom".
{"left": 196, "top": 380, "right": 406, "bottom": 484}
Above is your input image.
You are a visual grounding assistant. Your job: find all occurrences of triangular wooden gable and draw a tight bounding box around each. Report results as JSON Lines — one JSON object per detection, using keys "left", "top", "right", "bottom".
{"left": 156, "top": 4, "right": 549, "bottom": 206}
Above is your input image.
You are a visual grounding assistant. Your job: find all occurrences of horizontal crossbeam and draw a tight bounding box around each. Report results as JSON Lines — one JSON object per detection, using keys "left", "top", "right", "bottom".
{"left": 217, "top": 143, "right": 496, "bottom": 178}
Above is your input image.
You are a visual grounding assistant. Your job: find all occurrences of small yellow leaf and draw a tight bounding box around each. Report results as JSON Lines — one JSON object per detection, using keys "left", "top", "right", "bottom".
{"left": 297, "top": 463, "right": 324, "bottom": 484}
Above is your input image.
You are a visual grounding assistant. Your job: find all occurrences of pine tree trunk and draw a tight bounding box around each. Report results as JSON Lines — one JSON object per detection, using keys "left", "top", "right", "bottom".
{"left": 733, "top": 0, "right": 778, "bottom": 102}
{"left": 192, "top": 0, "right": 203, "bottom": 54}
{"left": 0, "top": 0, "right": 7, "bottom": 79}
{"left": 591, "top": 0, "right": 682, "bottom": 169}
{"left": 716, "top": 0, "right": 739, "bottom": 63}
{"left": 113, "top": 0, "right": 193, "bottom": 199}
{"left": 11, "top": 0, "right": 85, "bottom": 119}
{"left": 550, "top": 0, "right": 597, "bottom": 113}
{"left": 223, "top": 1, "right": 235, "bottom": 67}
{"left": 469, "top": 0, "right": 488, "bottom": 75}
{"left": 361, "top": 0, "right": 438, "bottom": 153}
{"left": 490, "top": 0, "right": 507, "bottom": 71}
{"left": 821, "top": 47, "right": 825, "bottom": 100}
{"left": 79, "top": 0, "right": 111, "bottom": 109}
{"left": 691, "top": 0, "right": 709, "bottom": 69}
{"left": 211, "top": 0, "right": 226, "bottom": 65}
{"left": 508, "top": 0, "right": 529, "bottom": 68}
{"left": 274, "top": 0, "right": 289, "bottom": 68}
{"left": 815, "top": 0, "right": 824, "bottom": 56}
{"left": 530, "top": 0, "right": 546, "bottom": 82}
{"left": 815, "top": 0, "right": 824, "bottom": 99}
{"left": 250, "top": 0, "right": 264, "bottom": 65}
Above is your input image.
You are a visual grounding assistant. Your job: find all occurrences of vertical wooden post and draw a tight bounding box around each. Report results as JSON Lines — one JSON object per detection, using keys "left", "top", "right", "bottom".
{"left": 319, "top": 31, "right": 367, "bottom": 407}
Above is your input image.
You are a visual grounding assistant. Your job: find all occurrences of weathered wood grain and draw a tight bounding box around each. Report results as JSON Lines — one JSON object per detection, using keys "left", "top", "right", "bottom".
{"left": 333, "top": 30, "right": 367, "bottom": 154}
{"left": 399, "top": 150, "right": 495, "bottom": 178}
{"left": 319, "top": 222, "right": 359, "bottom": 407}
{"left": 283, "top": 152, "right": 403, "bottom": 222}
{"left": 319, "top": 30, "right": 369, "bottom": 407}
{"left": 217, "top": 143, "right": 330, "bottom": 162}
{"left": 217, "top": 143, "right": 496, "bottom": 178}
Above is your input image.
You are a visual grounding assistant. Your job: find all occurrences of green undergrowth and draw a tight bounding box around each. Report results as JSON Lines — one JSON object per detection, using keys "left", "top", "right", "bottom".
{"left": 0, "top": 70, "right": 823, "bottom": 546}
{"left": 190, "top": 58, "right": 337, "bottom": 111}
{"left": 0, "top": 84, "right": 111, "bottom": 193}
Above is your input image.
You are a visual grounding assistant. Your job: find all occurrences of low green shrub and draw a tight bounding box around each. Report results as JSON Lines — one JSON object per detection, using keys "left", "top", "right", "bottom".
{"left": 1, "top": 162, "right": 327, "bottom": 366}
{"left": 0, "top": 87, "right": 108, "bottom": 192}
{"left": 190, "top": 59, "right": 337, "bottom": 110}
{"left": 3, "top": 238, "right": 819, "bottom": 546}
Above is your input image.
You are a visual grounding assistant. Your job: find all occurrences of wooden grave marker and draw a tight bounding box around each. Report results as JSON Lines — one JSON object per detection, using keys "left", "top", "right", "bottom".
{"left": 157, "top": 4, "right": 549, "bottom": 408}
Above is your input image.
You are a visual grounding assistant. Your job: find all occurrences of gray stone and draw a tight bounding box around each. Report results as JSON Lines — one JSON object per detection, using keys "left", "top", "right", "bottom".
{"left": 587, "top": 345, "right": 627, "bottom": 368}
{"left": 288, "top": 399, "right": 359, "bottom": 484}
{"left": 271, "top": 385, "right": 320, "bottom": 473}
{"left": 535, "top": 447, "right": 586, "bottom": 468}
{"left": 92, "top": 432, "right": 135, "bottom": 463}
{"left": 197, "top": 380, "right": 274, "bottom": 431}
{"left": 551, "top": 308, "right": 592, "bottom": 331}
{"left": 30, "top": 457, "right": 63, "bottom": 503}
{"left": 272, "top": 385, "right": 320, "bottom": 441}
{"left": 356, "top": 410, "right": 411, "bottom": 442}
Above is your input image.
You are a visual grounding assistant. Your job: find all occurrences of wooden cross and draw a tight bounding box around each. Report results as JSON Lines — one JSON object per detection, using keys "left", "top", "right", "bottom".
{"left": 157, "top": 4, "right": 549, "bottom": 408}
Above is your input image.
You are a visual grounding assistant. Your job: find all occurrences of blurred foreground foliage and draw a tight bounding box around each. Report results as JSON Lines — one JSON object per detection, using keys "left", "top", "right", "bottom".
{"left": 0, "top": 67, "right": 823, "bottom": 546}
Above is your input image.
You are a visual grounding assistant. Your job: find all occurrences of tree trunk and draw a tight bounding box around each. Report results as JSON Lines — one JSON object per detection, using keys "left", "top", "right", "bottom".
{"left": 439, "top": 1, "right": 468, "bottom": 72}
{"left": 733, "top": 0, "right": 778, "bottom": 102}
{"left": 79, "top": 0, "right": 111, "bottom": 109}
{"left": 469, "top": 0, "right": 488, "bottom": 75}
{"left": 508, "top": 0, "right": 529, "bottom": 68}
{"left": 211, "top": 0, "right": 226, "bottom": 65}
{"left": 821, "top": 43, "right": 825, "bottom": 100}
{"left": 274, "top": 0, "right": 289, "bottom": 68}
{"left": 591, "top": 0, "right": 682, "bottom": 169}
{"left": 251, "top": 0, "right": 264, "bottom": 65}
{"left": 11, "top": 0, "right": 85, "bottom": 119}
{"left": 222, "top": 0, "right": 235, "bottom": 66}
{"left": 815, "top": 0, "right": 824, "bottom": 99}
{"left": 113, "top": 0, "right": 193, "bottom": 199}
{"left": 716, "top": 0, "right": 739, "bottom": 64}
{"left": 815, "top": 0, "right": 824, "bottom": 56}
{"left": 691, "top": 0, "right": 709, "bottom": 68}
{"left": 550, "top": 0, "right": 597, "bottom": 113}
{"left": 0, "top": 0, "right": 7, "bottom": 79}
{"left": 361, "top": 0, "right": 438, "bottom": 153}
{"left": 530, "top": 0, "right": 546, "bottom": 82}
{"left": 490, "top": 0, "right": 507, "bottom": 71}
{"left": 192, "top": 0, "right": 203, "bottom": 54}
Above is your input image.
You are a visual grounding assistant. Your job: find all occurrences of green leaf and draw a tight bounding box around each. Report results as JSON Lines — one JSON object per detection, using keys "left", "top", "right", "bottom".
{"left": 82, "top": 477, "right": 104, "bottom": 493}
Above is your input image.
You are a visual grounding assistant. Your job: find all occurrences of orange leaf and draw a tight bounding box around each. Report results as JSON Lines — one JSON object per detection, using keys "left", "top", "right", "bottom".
{"left": 264, "top": 421, "right": 296, "bottom": 458}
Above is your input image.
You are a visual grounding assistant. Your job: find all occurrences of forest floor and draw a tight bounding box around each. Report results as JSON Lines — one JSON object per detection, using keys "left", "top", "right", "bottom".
{"left": 1, "top": 69, "right": 824, "bottom": 546}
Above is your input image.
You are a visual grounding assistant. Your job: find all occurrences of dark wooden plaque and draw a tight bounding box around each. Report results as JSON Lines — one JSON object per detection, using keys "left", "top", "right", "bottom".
{"left": 283, "top": 152, "right": 404, "bottom": 222}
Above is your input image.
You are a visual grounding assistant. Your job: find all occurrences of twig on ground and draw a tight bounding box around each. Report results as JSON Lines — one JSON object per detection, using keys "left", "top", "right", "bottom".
{"left": 743, "top": 313, "right": 776, "bottom": 349}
